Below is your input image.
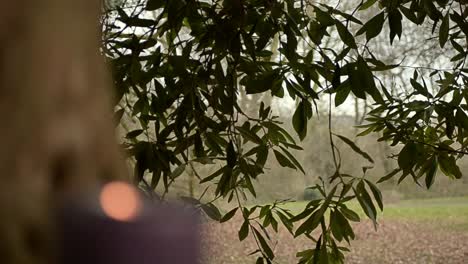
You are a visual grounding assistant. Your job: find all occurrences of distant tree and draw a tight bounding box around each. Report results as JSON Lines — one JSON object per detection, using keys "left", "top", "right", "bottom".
{"left": 105, "top": 0, "right": 468, "bottom": 263}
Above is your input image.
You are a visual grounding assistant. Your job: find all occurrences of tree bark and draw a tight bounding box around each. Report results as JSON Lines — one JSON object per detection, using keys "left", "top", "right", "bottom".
{"left": 0, "top": 1, "right": 128, "bottom": 263}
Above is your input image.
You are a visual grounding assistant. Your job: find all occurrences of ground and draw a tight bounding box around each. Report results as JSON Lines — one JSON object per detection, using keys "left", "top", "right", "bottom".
{"left": 202, "top": 197, "right": 468, "bottom": 263}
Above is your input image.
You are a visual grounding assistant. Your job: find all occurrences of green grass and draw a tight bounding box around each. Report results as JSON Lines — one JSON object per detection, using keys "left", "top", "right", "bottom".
{"left": 381, "top": 196, "right": 468, "bottom": 231}
{"left": 383, "top": 196, "right": 468, "bottom": 218}
{"left": 280, "top": 196, "right": 468, "bottom": 231}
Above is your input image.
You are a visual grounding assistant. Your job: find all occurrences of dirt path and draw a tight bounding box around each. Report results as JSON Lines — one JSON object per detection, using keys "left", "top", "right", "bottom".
{"left": 202, "top": 216, "right": 468, "bottom": 264}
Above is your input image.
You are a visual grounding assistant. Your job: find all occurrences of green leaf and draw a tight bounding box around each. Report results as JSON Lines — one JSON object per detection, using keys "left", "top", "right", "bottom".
{"left": 365, "top": 180, "right": 383, "bottom": 211}
{"left": 357, "top": 12, "right": 385, "bottom": 41}
{"left": 124, "top": 17, "right": 155, "bottom": 27}
{"left": 264, "top": 121, "right": 297, "bottom": 144}
{"left": 411, "top": 78, "right": 430, "bottom": 97}
{"left": 400, "top": 5, "right": 419, "bottom": 24}
{"left": 291, "top": 207, "right": 316, "bottom": 222}
{"left": 327, "top": 6, "right": 362, "bottom": 24}
{"left": 388, "top": 9, "right": 403, "bottom": 44}
{"left": 259, "top": 102, "right": 265, "bottom": 119}
{"left": 366, "top": 12, "right": 385, "bottom": 41}
{"left": 227, "top": 141, "right": 237, "bottom": 168}
{"left": 425, "top": 155, "right": 438, "bottom": 189}
{"left": 318, "top": 232, "right": 329, "bottom": 264}
{"left": 451, "top": 39, "right": 464, "bottom": 53}
{"left": 126, "top": 129, "right": 144, "bottom": 139}
{"left": 335, "top": 20, "right": 357, "bottom": 49}
{"left": 335, "top": 82, "right": 351, "bottom": 107}
{"left": 295, "top": 210, "right": 321, "bottom": 236}
{"left": 439, "top": 13, "right": 450, "bottom": 48}
{"left": 239, "top": 220, "right": 249, "bottom": 241}
{"left": 292, "top": 101, "right": 309, "bottom": 140}
{"left": 357, "top": 125, "right": 375, "bottom": 137}
{"left": 355, "top": 182, "right": 377, "bottom": 222}
{"left": 273, "top": 150, "right": 296, "bottom": 169}
{"left": 259, "top": 205, "right": 271, "bottom": 218}
{"left": 439, "top": 154, "right": 462, "bottom": 179}
{"left": 200, "top": 166, "right": 224, "bottom": 183}
{"left": 236, "top": 126, "right": 263, "bottom": 144}
{"left": 334, "top": 210, "right": 355, "bottom": 243}
{"left": 246, "top": 71, "right": 278, "bottom": 94}
{"left": 256, "top": 145, "right": 269, "bottom": 167}
{"left": 377, "top": 168, "right": 401, "bottom": 183}
{"left": 320, "top": 185, "right": 337, "bottom": 214}
{"left": 216, "top": 168, "right": 235, "bottom": 196}
{"left": 146, "top": 0, "right": 164, "bottom": 10}
{"left": 244, "top": 174, "right": 257, "bottom": 198}
{"left": 201, "top": 203, "right": 222, "bottom": 221}
{"left": 313, "top": 235, "right": 322, "bottom": 263}
{"left": 339, "top": 206, "right": 360, "bottom": 222}
{"left": 221, "top": 208, "right": 238, "bottom": 223}
{"left": 116, "top": 7, "right": 129, "bottom": 20}
{"left": 170, "top": 164, "right": 186, "bottom": 179}
{"left": 279, "top": 146, "right": 305, "bottom": 174}
{"left": 334, "top": 134, "right": 374, "bottom": 163}
{"left": 330, "top": 210, "right": 344, "bottom": 241}
{"left": 348, "top": 62, "right": 366, "bottom": 99}
{"left": 315, "top": 8, "right": 335, "bottom": 26}
{"left": 357, "top": 56, "right": 381, "bottom": 103}
{"left": 455, "top": 109, "right": 468, "bottom": 129}
{"left": 398, "top": 142, "right": 417, "bottom": 172}
{"left": 205, "top": 132, "right": 224, "bottom": 155}
{"left": 371, "top": 63, "right": 400, "bottom": 71}
{"left": 256, "top": 257, "right": 264, "bottom": 264}
{"left": 270, "top": 212, "right": 279, "bottom": 233}
{"left": 276, "top": 211, "right": 294, "bottom": 235}
{"left": 253, "top": 228, "right": 274, "bottom": 260}
{"left": 332, "top": 63, "right": 342, "bottom": 89}
{"left": 151, "top": 170, "right": 161, "bottom": 188}
{"left": 295, "top": 185, "right": 337, "bottom": 237}
{"left": 360, "top": 0, "right": 378, "bottom": 10}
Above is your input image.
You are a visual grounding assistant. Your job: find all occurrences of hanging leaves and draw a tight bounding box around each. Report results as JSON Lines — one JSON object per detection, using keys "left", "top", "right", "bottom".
{"left": 334, "top": 134, "right": 374, "bottom": 163}
{"left": 388, "top": 9, "right": 403, "bottom": 44}
{"left": 357, "top": 11, "right": 385, "bottom": 41}
{"left": 105, "top": 0, "right": 468, "bottom": 263}
{"left": 335, "top": 20, "right": 357, "bottom": 49}
{"left": 439, "top": 13, "right": 450, "bottom": 48}
{"left": 292, "top": 100, "right": 312, "bottom": 140}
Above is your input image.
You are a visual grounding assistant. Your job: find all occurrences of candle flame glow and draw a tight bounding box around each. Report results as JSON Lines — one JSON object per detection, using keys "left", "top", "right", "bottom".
{"left": 100, "top": 181, "right": 141, "bottom": 222}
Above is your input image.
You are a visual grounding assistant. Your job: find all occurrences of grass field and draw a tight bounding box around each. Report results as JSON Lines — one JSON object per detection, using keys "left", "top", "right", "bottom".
{"left": 204, "top": 196, "right": 468, "bottom": 263}
{"left": 279, "top": 196, "right": 468, "bottom": 230}
{"left": 380, "top": 196, "right": 468, "bottom": 231}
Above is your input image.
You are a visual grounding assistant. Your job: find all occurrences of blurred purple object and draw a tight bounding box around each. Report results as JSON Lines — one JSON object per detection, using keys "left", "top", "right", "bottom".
{"left": 57, "top": 186, "right": 200, "bottom": 264}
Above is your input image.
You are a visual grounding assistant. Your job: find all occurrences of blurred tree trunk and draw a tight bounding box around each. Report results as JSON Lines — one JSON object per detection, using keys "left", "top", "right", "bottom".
{"left": 188, "top": 167, "right": 195, "bottom": 197}
{"left": 0, "top": 1, "right": 128, "bottom": 263}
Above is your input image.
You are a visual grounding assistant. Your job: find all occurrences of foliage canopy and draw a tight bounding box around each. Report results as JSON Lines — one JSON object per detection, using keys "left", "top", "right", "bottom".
{"left": 102, "top": 0, "right": 468, "bottom": 263}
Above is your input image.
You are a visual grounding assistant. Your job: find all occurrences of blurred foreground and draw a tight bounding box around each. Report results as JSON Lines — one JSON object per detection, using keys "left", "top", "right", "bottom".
{"left": 59, "top": 181, "right": 200, "bottom": 264}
